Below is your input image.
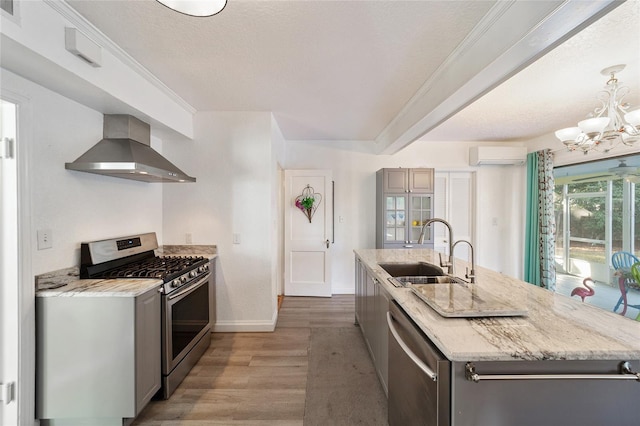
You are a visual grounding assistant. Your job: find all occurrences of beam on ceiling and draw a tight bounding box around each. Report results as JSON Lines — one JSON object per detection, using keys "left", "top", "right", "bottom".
{"left": 374, "top": 0, "right": 624, "bottom": 155}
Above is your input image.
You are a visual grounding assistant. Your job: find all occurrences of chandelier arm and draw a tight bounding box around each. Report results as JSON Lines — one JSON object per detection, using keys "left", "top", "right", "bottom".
{"left": 593, "top": 91, "right": 609, "bottom": 117}
{"left": 556, "top": 65, "right": 638, "bottom": 154}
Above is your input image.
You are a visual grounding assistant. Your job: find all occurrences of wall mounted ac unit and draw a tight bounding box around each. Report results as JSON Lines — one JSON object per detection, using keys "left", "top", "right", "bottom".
{"left": 469, "top": 146, "right": 527, "bottom": 166}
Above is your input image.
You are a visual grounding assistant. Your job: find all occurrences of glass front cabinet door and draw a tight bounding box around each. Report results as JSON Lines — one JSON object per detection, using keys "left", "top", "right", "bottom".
{"left": 377, "top": 168, "right": 435, "bottom": 249}
{"left": 409, "top": 194, "right": 433, "bottom": 244}
{"left": 385, "top": 195, "right": 407, "bottom": 245}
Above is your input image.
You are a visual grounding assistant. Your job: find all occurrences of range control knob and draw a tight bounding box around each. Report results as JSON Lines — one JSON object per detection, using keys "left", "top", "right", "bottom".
{"left": 172, "top": 279, "right": 181, "bottom": 288}
{"left": 198, "top": 266, "right": 206, "bottom": 273}
{"left": 180, "top": 276, "right": 188, "bottom": 284}
{"left": 203, "top": 264, "right": 209, "bottom": 271}
{"left": 189, "top": 271, "right": 197, "bottom": 278}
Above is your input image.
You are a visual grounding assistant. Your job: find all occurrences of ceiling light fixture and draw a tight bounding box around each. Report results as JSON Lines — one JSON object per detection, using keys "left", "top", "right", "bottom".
{"left": 555, "top": 64, "right": 640, "bottom": 154}
{"left": 156, "top": 0, "right": 226, "bottom": 17}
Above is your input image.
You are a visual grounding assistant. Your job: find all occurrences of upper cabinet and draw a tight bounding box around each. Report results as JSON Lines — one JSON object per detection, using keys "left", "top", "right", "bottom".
{"left": 381, "top": 168, "right": 434, "bottom": 193}
{"left": 376, "top": 168, "right": 435, "bottom": 249}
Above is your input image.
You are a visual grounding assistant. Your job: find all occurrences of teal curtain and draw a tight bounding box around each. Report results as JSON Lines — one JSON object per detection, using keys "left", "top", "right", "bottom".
{"left": 524, "top": 153, "right": 540, "bottom": 285}
{"left": 524, "top": 149, "right": 556, "bottom": 290}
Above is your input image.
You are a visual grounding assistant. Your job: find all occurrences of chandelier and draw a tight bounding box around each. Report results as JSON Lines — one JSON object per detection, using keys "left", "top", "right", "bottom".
{"left": 555, "top": 64, "right": 640, "bottom": 154}
{"left": 156, "top": 0, "right": 226, "bottom": 17}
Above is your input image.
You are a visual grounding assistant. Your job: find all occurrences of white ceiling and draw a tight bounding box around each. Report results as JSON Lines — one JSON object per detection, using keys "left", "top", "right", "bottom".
{"left": 66, "top": 0, "right": 640, "bottom": 148}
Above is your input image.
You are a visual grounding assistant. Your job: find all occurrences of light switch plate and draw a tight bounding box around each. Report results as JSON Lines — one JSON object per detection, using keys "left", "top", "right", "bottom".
{"left": 233, "top": 233, "right": 240, "bottom": 244}
{"left": 37, "top": 229, "right": 53, "bottom": 250}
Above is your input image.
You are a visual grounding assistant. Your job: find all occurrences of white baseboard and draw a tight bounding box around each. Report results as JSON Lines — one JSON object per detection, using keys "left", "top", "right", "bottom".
{"left": 331, "top": 284, "right": 355, "bottom": 295}
{"left": 212, "top": 308, "right": 278, "bottom": 332}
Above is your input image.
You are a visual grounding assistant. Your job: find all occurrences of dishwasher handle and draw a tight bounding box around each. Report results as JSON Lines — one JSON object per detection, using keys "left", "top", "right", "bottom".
{"left": 465, "top": 361, "right": 640, "bottom": 383}
{"left": 387, "top": 311, "right": 438, "bottom": 382}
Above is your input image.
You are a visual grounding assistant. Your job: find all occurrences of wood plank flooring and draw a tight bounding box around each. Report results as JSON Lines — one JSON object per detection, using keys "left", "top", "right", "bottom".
{"left": 132, "top": 295, "right": 358, "bottom": 425}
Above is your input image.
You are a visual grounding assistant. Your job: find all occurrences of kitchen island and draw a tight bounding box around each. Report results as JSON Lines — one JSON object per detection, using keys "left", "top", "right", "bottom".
{"left": 355, "top": 248, "right": 640, "bottom": 426}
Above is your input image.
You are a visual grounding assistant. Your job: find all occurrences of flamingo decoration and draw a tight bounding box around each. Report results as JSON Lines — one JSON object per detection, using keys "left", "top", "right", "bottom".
{"left": 570, "top": 278, "right": 595, "bottom": 302}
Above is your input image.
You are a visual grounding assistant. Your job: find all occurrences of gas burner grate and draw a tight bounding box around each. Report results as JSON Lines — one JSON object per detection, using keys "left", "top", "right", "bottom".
{"left": 93, "top": 255, "right": 206, "bottom": 281}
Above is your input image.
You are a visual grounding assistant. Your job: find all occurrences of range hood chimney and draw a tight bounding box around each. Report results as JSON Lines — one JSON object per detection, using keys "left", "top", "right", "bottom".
{"left": 65, "top": 114, "right": 196, "bottom": 183}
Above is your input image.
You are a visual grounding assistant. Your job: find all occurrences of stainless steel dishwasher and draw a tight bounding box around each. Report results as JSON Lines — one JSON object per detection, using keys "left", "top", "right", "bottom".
{"left": 387, "top": 300, "right": 451, "bottom": 426}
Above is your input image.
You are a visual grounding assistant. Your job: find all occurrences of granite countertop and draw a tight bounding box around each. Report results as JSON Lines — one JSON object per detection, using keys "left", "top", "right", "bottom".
{"left": 36, "top": 245, "right": 217, "bottom": 297}
{"left": 35, "top": 265, "right": 164, "bottom": 297}
{"left": 355, "top": 248, "right": 640, "bottom": 362}
{"left": 158, "top": 245, "right": 218, "bottom": 258}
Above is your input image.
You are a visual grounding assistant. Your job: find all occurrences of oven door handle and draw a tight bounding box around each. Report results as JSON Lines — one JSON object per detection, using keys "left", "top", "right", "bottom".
{"left": 167, "top": 273, "right": 211, "bottom": 301}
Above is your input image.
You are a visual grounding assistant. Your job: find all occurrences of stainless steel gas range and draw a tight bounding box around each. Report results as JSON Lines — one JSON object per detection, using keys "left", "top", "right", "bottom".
{"left": 81, "top": 232, "right": 212, "bottom": 399}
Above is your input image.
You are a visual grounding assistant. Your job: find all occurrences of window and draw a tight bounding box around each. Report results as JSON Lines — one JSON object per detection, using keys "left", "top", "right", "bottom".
{"left": 555, "top": 155, "right": 639, "bottom": 273}
{"left": 554, "top": 154, "right": 639, "bottom": 318}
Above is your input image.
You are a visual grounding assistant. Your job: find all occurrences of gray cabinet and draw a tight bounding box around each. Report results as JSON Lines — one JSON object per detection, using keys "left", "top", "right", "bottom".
{"left": 381, "top": 168, "right": 434, "bottom": 193}
{"left": 135, "top": 287, "right": 162, "bottom": 412}
{"left": 376, "top": 168, "right": 435, "bottom": 249}
{"left": 36, "top": 286, "right": 161, "bottom": 423}
{"left": 354, "top": 256, "right": 390, "bottom": 395}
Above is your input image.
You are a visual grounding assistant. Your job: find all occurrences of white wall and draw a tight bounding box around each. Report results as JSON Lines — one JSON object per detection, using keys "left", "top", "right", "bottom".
{"left": 271, "top": 116, "right": 286, "bottom": 299}
{"left": 284, "top": 139, "right": 526, "bottom": 293}
{"left": 1, "top": 69, "right": 163, "bottom": 276}
{"left": 162, "top": 111, "right": 282, "bottom": 331}
{"left": 1, "top": 0, "right": 194, "bottom": 138}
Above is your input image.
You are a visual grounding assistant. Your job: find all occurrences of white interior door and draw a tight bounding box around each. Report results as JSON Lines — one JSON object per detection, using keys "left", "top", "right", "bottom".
{"left": 284, "top": 170, "right": 333, "bottom": 297}
{"left": 1, "top": 99, "right": 18, "bottom": 425}
{"left": 434, "top": 171, "right": 475, "bottom": 262}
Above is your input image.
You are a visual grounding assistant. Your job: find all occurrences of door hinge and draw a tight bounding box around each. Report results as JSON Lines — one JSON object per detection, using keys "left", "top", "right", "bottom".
{"left": 0, "top": 382, "right": 15, "bottom": 404}
{"left": 0, "top": 137, "right": 15, "bottom": 159}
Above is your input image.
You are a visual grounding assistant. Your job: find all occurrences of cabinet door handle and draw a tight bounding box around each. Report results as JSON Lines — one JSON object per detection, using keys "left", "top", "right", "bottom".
{"left": 387, "top": 312, "right": 437, "bottom": 381}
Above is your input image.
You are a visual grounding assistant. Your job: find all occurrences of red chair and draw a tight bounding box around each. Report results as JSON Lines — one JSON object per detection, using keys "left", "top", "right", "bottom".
{"left": 612, "top": 252, "right": 640, "bottom": 316}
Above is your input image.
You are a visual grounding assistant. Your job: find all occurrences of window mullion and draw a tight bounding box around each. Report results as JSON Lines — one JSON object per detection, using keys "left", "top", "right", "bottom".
{"left": 605, "top": 180, "right": 612, "bottom": 268}
{"left": 622, "top": 180, "right": 632, "bottom": 253}
{"left": 563, "top": 184, "right": 570, "bottom": 272}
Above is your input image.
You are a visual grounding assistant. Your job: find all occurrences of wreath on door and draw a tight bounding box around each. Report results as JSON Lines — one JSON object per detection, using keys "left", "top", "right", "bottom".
{"left": 294, "top": 184, "right": 322, "bottom": 223}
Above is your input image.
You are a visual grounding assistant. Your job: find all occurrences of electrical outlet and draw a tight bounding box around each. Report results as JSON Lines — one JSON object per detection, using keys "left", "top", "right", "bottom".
{"left": 37, "top": 229, "right": 53, "bottom": 250}
{"left": 185, "top": 233, "right": 193, "bottom": 244}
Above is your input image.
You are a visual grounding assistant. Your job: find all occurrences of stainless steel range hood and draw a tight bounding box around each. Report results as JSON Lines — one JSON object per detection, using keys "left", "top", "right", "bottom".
{"left": 65, "top": 114, "right": 196, "bottom": 183}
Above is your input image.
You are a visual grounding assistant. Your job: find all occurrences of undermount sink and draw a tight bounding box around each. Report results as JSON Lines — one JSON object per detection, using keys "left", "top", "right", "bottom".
{"left": 394, "top": 275, "right": 465, "bottom": 285}
{"left": 388, "top": 275, "right": 466, "bottom": 287}
{"left": 379, "top": 262, "right": 463, "bottom": 287}
{"left": 378, "top": 262, "right": 444, "bottom": 277}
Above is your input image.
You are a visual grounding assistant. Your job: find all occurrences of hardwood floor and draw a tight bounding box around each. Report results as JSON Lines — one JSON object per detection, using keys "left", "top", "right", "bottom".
{"left": 132, "top": 295, "right": 357, "bottom": 425}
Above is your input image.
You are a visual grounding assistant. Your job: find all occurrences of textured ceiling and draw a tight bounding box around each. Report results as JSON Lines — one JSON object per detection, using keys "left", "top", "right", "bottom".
{"left": 65, "top": 0, "right": 639, "bottom": 146}
{"left": 66, "top": 0, "right": 494, "bottom": 140}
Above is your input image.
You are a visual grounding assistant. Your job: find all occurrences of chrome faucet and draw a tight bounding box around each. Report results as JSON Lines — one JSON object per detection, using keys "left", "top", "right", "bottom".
{"left": 452, "top": 239, "right": 476, "bottom": 283}
{"left": 418, "top": 218, "right": 454, "bottom": 274}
